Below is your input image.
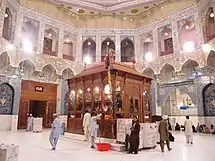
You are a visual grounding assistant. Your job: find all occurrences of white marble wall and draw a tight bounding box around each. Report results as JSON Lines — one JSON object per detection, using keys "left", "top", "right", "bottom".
{"left": 0, "top": 115, "right": 18, "bottom": 131}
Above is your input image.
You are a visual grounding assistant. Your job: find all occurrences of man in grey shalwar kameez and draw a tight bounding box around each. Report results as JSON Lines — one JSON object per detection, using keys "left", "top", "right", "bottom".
{"left": 49, "top": 114, "right": 61, "bottom": 150}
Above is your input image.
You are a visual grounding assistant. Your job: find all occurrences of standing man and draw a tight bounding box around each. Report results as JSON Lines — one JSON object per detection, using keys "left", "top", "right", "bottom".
{"left": 128, "top": 116, "right": 140, "bottom": 154}
{"left": 83, "top": 109, "right": 91, "bottom": 141}
{"left": 49, "top": 114, "right": 61, "bottom": 150}
{"left": 90, "top": 112, "right": 103, "bottom": 148}
{"left": 26, "top": 114, "right": 33, "bottom": 131}
{"left": 184, "top": 115, "right": 193, "bottom": 144}
{"left": 158, "top": 115, "right": 172, "bottom": 153}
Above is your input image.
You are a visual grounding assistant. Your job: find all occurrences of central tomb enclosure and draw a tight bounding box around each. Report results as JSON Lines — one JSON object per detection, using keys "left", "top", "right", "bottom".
{"left": 67, "top": 62, "right": 152, "bottom": 138}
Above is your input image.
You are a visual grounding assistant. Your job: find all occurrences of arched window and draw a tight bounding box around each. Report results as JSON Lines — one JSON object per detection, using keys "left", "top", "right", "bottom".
{"left": 43, "top": 28, "right": 58, "bottom": 56}
{"left": 2, "top": 8, "right": 12, "bottom": 41}
{"left": 82, "top": 38, "right": 96, "bottom": 63}
{"left": 63, "top": 35, "right": 74, "bottom": 61}
{"left": 101, "top": 38, "right": 115, "bottom": 62}
{"left": 121, "top": 38, "right": 134, "bottom": 62}
{"left": 205, "top": 7, "right": 215, "bottom": 42}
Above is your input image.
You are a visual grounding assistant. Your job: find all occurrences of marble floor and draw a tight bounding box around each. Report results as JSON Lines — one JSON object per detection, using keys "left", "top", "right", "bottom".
{"left": 0, "top": 130, "right": 214, "bottom": 161}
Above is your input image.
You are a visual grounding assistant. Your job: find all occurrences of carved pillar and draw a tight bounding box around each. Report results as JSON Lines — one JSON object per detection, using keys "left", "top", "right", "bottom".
{"left": 134, "top": 34, "right": 140, "bottom": 62}
{"left": 96, "top": 34, "right": 101, "bottom": 62}
{"left": 171, "top": 20, "right": 180, "bottom": 55}
{"left": 76, "top": 34, "right": 83, "bottom": 62}
{"left": 194, "top": 12, "right": 204, "bottom": 48}
{"left": 115, "top": 34, "right": 121, "bottom": 62}
{"left": 152, "top": 28, "right": 159, "bottom": 59}
{"left": 58, "top": 28, "right": 64, "bottom": 58}
{"left": 56, "top": 80, "right": 62, "bottom": 115}
{"left": 0, "top": 0, "right": 6, "bottom": 37}
{"left": 14, "top": 10, "right": 23, "bottom": 47}
{"left": 38, "top": 21, "right": 45, "bottom": 54}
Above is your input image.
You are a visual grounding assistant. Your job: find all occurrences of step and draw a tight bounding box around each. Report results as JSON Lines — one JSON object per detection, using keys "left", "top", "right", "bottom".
{"left": 62, "top": 132, "right": 126, "bottom": 152}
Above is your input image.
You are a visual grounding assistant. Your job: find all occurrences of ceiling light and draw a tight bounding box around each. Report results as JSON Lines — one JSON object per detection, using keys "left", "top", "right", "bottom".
{"left": 83, "top": 55, "right": 91, "bottom": 64}
{"left": 130, "top": 19, "right": 133, "bottom": 21}
{"left": 145, "top": 52, "right": 153, "bottom": 62}
{"left": 65, "top": 38, "right": 70, "bottom": 43}
{"left": 107, "top": 41, "right": 110, "bottom": 46}
{"left": 4, "top": 13, "right": 8, "bottom": 18}
{"left": 185, "top": 25, "right": 190, "bottom": 30}
{"left": 88, "top": 41, "right": 91, "bottom": 46}
{"left": 210, "top": 13, "right": 214, "bottom": 18}
{"left": 48, "top": 33, "right": 52, "bottom": 37}
{"left": 202, "top": 44, "right": 211, "bottom": 52}
{"left": 164, "top": 32, "right": 168, "bottom": 36}
{"left": 183, "top": 41, "right": 195, "bottom": 52}
{"left": 23, "top": 39, "right": 33, "bottom": 53}
{"left": 6, "top": 43, "right": 15, "bottom": 50}
{"left": 123, "top": 17, "right": 126, "bottom": 20}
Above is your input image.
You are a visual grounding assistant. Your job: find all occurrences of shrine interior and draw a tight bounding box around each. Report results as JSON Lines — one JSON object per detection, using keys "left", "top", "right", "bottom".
{"left": 0, "top": 0, "right": 215, "bottom": 160}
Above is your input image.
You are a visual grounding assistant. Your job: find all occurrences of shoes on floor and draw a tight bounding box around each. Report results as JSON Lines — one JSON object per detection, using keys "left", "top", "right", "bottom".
{"left": 91, "top": 146, "right": 95, "bottom": 148}
{"left": 168, "top": 148, "right": 172, "bottom": 151}
{"left": 51, "top": 148, "right": 56, "bottom": 151}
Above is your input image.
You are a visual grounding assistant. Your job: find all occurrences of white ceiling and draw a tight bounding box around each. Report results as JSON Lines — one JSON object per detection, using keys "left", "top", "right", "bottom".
{"left": 51, "top": 0, "right": 160, "bottom": 12}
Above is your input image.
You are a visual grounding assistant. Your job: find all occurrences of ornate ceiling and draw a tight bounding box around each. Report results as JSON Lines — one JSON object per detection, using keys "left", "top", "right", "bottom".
{"left": 50, "top": 0, "right": 168, "bottom": 15}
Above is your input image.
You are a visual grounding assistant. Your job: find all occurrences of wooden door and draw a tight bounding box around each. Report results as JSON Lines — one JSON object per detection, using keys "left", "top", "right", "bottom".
{"left": 18, "top": 100, "right": 30, "bottom": 129}
{"left": 45, "top": 101, "right": 56, "bottom": 127}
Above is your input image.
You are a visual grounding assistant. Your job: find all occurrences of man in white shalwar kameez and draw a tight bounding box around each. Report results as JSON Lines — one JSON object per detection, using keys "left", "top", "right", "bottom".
{"left": 26, "top": 114, "right": 33, "bottom": 131}
{"left": 90, "top": 112, "right": 103, "bottom": 148}
{"left": 83, "top": 110, "right": 91, "bottom": 141}
{"left": 49, "top": 114, "right": 61, "bottom": 150}
{"left": 184, "top": 115, "right": 193, "bottom": 144}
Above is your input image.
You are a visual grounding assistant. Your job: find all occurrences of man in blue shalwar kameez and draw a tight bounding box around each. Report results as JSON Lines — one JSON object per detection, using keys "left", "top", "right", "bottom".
{"left": 49, "top": 114, "right": 61, "bottom": 150}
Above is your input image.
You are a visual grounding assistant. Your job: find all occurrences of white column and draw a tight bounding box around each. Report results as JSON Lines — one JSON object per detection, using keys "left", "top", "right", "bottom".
{"left": 58, "top": 28, "right": 64, "bottom": 58}
{"left": 96, "top": 34, "right": 101, "bottom": 62}
{"left": 14, "top": 10, "right": 23, "bottom": 47}
{"left": 76, "top": 34, "right": 83, "bottom": 62}
{"left": 171, "top": 20, "right": 180, "bottom": 55}
{"left": 38, "top": 21, "right": 45, "bottom": 54}
{"left": 194, "top": 12, "right": 204, "bottom": 49}
{"left": 0, "top": 0, "right": 6, "bottom": 37}
{"left": 134, "top": 34, "right": 140, "bottom": 62}
{"left": 115, "top": 34, "right": 121, "bottom": 62}
{"left": 152, "top": 28, "right": 159, "bottom": 59}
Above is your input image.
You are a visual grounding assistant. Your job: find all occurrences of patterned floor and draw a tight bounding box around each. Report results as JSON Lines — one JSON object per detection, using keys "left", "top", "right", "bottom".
{"left": 0, "top": 130, "right": 214, "bottom": 161}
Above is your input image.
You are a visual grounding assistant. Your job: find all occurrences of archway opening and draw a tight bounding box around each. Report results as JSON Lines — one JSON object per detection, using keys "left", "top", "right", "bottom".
{"left": 2, "top": 7, "right": 12, "bottom": 41}
{"left": 43, "top": 28, "right": 58, "bottom": 56}
{"left": 82, "top": 38, "right": 96, "bottom": 63}
{"left": 62, "top": 68, "right": 74, "bottom": 80}
{"left": 121, "top": 38, "right": 134, "bottom": 62}
{"left": 63, "top": 35, "right": 74, "bottom": 61}
{"left": 160, "top": 64, "right": 175, "bottom": 83}
{"left": 101, "top": 38, "right": 115, "bottom": 62}
{"left": 205, "top": 7, "right": 215, "bottom": 42}
{"left": 181, "top": 59, "right": 200, "bottom": 79}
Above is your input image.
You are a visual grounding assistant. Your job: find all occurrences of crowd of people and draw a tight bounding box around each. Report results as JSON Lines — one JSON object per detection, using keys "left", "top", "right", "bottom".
{"left": 172, "top": 121, "right": 215, "bottom": 134}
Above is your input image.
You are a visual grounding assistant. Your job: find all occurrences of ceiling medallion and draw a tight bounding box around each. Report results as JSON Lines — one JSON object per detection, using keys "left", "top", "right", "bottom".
{"left": 131, "top": 8, "right": 138, "bottom": 14}
{"left": 67, "top": 6, "right": 72, "bottom": 9}
{"left": 77, "top": 8, "right": 85, "bottom": 14}
{"left": 90, "top": 11, "right": 95, "bottom": 14}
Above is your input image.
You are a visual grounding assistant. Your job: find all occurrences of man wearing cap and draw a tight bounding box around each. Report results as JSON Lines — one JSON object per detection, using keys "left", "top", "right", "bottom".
{"left": 49, "top": 114, "right": 61, "bottom": 150}
{"left": 26, "top": 114, "right": 33, "bottom": 131}
{"left": 158, "top": 115, "right": 172, "bottom": 153}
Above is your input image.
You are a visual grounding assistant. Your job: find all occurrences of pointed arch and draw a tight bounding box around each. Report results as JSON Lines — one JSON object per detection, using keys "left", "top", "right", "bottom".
{"left": 121, "top": 38, "right": 134, "bottom": 62}
{"left": 0, "top": 83, "right": 14, "bottom": 114}
{"left": 41, "top": 64, "right": 57, "bottom": 73}
{"left": 205, "top": 7, "right": 215, "bottom": 42}
{"left": 2, "top": 7, "right": 12, "bottom": 41}
{"left": 142, "top": 67, "right": 155, "bottom": 78}
{"left": 159, "top": 63, "right": 175, "bottom": 73}
{"left": 101, "top": 38, "right": 115, "bottom": 62}
{"left": 0, "top": 51, "right": 10, "bottom": 69}
{"left": 180, "top": 59, "right": 199, "bottom": 71}
{"left": 82, "top": 38, "right": 96, "bottom": 62}
{"left": 207, "top": 50, "right": 215, "bottom": 68}
{"left": 62, "top": 67, "right": 74, "bottom": 80}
